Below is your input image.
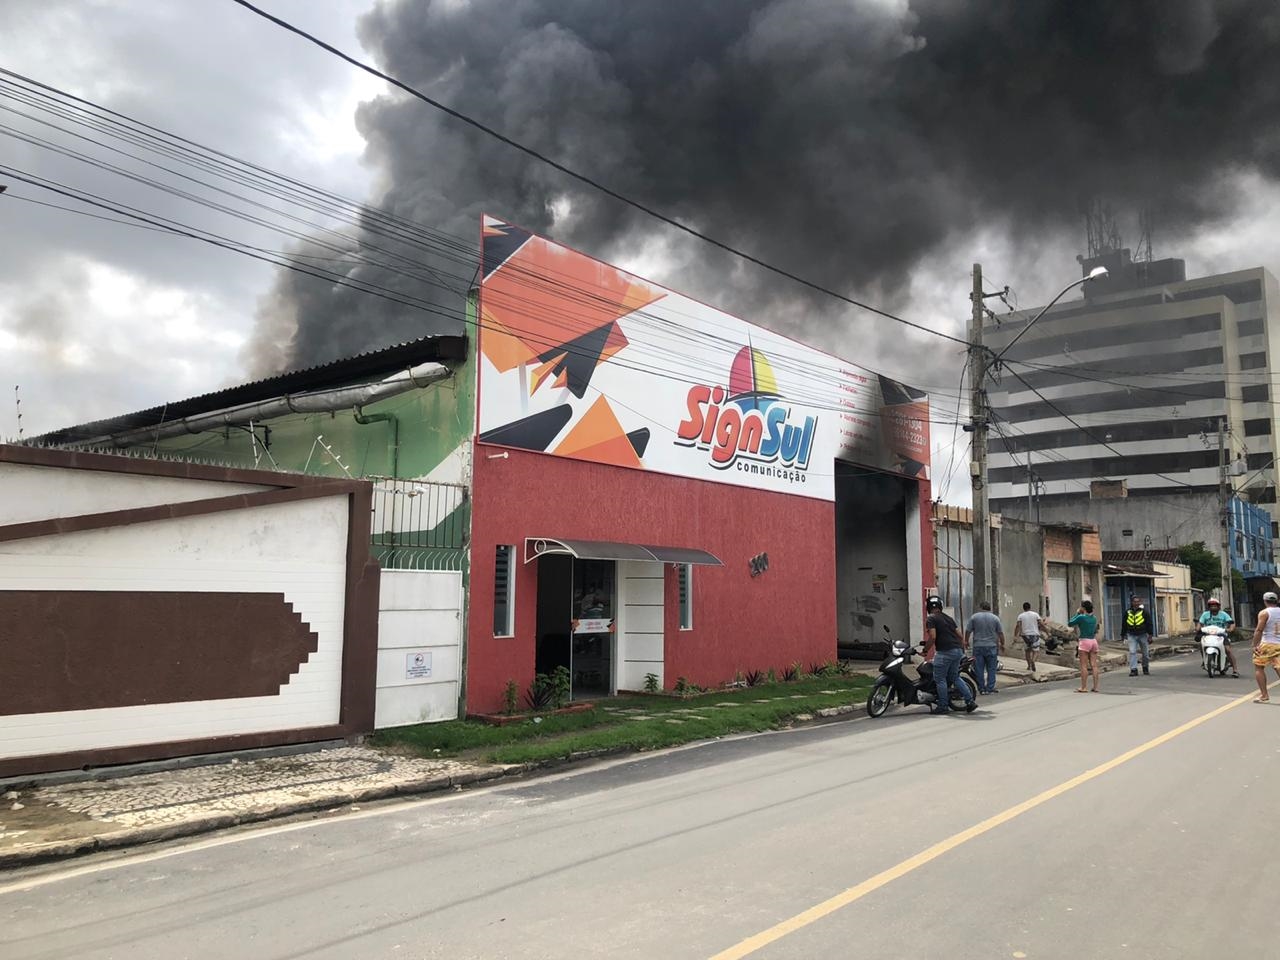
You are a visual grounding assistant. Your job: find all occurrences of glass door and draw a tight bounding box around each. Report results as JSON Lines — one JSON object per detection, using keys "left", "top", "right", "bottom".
{"left": 571, "top": 559, "right": 616, "bottom": 698}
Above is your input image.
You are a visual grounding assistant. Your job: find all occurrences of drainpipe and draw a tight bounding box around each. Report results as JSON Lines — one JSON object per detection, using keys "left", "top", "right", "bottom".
{"left": 90, "top": 362, "right": 449, "bottom": 448}
{"left": 353, "top": 405, "right": 399, "bottom": 478}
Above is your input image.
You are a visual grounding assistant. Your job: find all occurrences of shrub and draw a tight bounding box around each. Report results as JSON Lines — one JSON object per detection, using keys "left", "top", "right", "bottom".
{"left": 503, "top": 679, "right": 519, "bottom": 716}
{"left": 744, "top": 669, "right": 764, "bottom": 687}
{"left": 525, "top": 673, "right": 555, "bottom": 711}
{"left": 783, "top": 662, "right": 801, "bottom": 682}
{"left": 643, "top": 672, "right": 660, "bottom": 693}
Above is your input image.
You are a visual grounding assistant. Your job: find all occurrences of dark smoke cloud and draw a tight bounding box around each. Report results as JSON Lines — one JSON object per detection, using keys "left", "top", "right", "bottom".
{"left": 247, "top": 0, "right": 1280, "bottom": 374}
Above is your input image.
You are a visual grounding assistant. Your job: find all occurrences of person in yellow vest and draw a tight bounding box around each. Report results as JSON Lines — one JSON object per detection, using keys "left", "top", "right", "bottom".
{"left": 1123, "top": 594, "right": 1154, "bottom": 676}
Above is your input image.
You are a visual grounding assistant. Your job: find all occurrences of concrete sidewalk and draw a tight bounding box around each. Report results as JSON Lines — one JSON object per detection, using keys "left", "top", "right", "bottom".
{"left": 0, "top": 746, "right": 509, "bottom": 869}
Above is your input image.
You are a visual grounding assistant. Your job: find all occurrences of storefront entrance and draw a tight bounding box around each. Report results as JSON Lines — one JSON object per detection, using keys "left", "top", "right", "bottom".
{"left": 535, "top": 555, "right": 616, "bottom": 699}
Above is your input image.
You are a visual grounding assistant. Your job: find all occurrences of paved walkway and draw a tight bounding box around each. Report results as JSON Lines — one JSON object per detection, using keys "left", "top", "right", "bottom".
{"left": 0, "top": 747, "right": 507, "bottom": 868}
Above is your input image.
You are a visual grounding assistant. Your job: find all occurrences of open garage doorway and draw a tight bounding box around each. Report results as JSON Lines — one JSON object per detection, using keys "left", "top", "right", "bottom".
{"left": 834, "top": 463, "right": 919, "bottom": 659}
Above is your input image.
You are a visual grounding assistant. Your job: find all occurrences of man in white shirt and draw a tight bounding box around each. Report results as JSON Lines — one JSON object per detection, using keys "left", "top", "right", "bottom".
{"left": 1014, "top": 601, "right": 1044, "bottom": 673}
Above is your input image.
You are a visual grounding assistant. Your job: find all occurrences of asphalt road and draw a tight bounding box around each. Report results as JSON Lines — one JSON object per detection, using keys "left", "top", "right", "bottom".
{"left": 3, "top": 655, "right": 1277, "bottom": 960}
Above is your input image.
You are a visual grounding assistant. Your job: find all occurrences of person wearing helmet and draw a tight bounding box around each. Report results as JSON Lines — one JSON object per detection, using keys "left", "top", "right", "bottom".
{"left": 925, "top": 596, "right": 978, "bottom": 714}
{"left": 1250, "top": 591, "right": 1280, "bottom": 702}
{"left": 1199, "top": 597, "right": 1238, "bottom": 677}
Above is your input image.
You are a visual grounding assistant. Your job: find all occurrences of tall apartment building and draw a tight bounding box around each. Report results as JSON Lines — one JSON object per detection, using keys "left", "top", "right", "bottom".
{"left": 985, "top": 247, "right": 1280, "bottom": 559}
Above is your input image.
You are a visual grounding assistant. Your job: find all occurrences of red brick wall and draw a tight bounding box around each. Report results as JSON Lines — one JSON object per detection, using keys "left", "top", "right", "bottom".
{"left": 468, "top": 445, "right": 840, "bottom": 713}
{"left": 1044, "top": 528, "right": 1076, "bottom": 563}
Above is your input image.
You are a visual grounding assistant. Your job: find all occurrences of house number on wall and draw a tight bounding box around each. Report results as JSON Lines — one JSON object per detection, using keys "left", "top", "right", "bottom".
{"left": 749, "top": 553, "right": 770, "bottom": 577}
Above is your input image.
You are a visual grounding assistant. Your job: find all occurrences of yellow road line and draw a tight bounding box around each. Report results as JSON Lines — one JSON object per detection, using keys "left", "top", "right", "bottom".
{"left": 709, "top": 685, "right": 1268, "bottom": 960}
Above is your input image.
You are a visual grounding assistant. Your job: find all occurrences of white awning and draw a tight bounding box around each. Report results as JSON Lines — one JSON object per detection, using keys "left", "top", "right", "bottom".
{"left": 524, "top": 537, "right": 722, "bottom": 566}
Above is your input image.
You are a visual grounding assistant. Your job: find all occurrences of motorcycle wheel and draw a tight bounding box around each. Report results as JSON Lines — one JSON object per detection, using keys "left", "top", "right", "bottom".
{"left": 867, "top": 682, "right": 893, "bottom": 718}
{"left": 1205, "top": 659, "right": 1217, "bottom": 678}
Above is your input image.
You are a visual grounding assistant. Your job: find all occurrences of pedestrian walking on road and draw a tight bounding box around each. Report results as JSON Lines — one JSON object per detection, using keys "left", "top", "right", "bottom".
{"left": 965, "top": 600, "right": 1005, "bottom": 695}
{"left": 1069, "top": 600, "right": 1100, "bottom": 693}
{"left": 1250, "top": 591, "right": 1280, "bottom": 703}
{"left": 1123, "top": 594, "right": 1154, "bottom": 676}
{"left": 1014, "top": 602, "right": 1043, "bottom": 673}
{"left": 926, "top": 596, "right": 977, "bottom": 714}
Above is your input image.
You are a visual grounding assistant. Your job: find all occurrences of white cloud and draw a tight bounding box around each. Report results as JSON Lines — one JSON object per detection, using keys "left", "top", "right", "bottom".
{"left": 0, "top": 0, "right": 380, "bottom": 435}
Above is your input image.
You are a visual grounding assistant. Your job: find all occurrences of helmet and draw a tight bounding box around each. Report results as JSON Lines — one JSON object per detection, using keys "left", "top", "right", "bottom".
{"left": 1207, "top": 597, "right": 1221, "bottom": 607}
{"left": 926, "top": 596, "right": 943, "bottom": 610}
{"left": 1266, "top": 592, "right": 1279, "bottom": 604}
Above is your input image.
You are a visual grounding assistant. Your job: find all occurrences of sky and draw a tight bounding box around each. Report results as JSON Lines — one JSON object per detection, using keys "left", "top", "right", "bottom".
{"left": 3, "top": 0, "right": 1280, "bottom": 506}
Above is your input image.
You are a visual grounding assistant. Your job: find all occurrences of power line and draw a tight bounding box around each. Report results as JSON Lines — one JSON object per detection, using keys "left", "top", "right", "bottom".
{"left": 1, "top": 166, "right": 968, "bottom": 431}
{"left": 1003, "top": 367, "right": 1197, "bottom": 491}
{"left": 0, "top": 68, "right": 977, "bottom": 413}
{"left": 226, "top": 0, "right": 970, "bottom": 348}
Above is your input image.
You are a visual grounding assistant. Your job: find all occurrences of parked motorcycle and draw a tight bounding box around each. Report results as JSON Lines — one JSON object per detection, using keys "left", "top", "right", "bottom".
{"left": 867, "top": 633, "right": 978, "bottom": 718}
{"left": 1199, "top": 623, "right": 1231, "bottom": 677}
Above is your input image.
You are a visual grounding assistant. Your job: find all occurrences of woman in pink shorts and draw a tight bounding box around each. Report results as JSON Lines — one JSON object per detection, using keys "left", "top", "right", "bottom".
{"left": 1069, "top": 600, "right": 1101, "bottom": 692}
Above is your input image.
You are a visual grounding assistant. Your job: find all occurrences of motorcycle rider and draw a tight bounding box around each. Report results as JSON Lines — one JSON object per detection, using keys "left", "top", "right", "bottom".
{"left": 925, "top": 596, "right": 978, "bottom": 714}
{"left": 1199, "top": 597, "right": 1239, "bottom": 678}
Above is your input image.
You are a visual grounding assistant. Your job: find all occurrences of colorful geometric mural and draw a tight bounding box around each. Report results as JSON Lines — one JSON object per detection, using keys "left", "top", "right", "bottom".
{"left": 476, "top": 215, "right": 931, "bottom": 501}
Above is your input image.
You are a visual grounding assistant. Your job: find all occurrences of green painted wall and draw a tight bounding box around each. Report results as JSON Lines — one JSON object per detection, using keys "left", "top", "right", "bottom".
{"left": 150, "top": 331, "right": 475, "bottom": 482}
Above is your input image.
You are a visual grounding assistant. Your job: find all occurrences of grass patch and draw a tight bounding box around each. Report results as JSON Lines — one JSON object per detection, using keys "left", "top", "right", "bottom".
{"left": 371, "top": 675, "right": 875, "bottom": 765}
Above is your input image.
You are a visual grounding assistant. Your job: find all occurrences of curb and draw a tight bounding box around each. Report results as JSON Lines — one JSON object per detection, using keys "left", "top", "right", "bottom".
{"left": 0, "top": 767, "right": 514, "bottom": 871}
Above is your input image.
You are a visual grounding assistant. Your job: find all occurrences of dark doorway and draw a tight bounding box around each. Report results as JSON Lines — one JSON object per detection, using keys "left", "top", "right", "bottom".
{"left": 534, "top": 554, "right": 616, "bottom": 699}
{"left": 535, "top": 554, "right": 572, "bottom": 677}
{"left": 835, "top": 465, "right": 911, "bottom": 658}
{"left": 571, "top": 558, "right": 616, "bottom": 698}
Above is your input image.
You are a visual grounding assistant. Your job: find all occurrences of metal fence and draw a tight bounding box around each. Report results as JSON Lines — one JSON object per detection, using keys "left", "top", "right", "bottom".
{"left": 370, "top": 478, "right": 469, "bottom": 571}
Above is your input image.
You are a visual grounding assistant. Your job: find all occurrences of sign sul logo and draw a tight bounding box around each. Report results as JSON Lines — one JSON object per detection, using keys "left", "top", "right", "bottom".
{"left": 675, "top": 346, "right": 816, "bottom": 471}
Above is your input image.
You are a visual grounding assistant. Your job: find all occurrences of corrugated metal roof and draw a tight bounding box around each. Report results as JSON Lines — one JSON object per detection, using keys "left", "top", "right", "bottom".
{"left": 34, "top": 333, "right": 468, "bottom": 446}
{"left": 1103, "top": 549, "right": 1181, "bottom": 564}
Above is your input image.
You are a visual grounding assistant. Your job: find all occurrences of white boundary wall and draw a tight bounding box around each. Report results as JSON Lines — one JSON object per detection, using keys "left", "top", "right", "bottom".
{"left": 616, "top": 560, "right": 665, "bottom": 692}
{"left": 376, "top": 570, "right": 463, "bottom": 726}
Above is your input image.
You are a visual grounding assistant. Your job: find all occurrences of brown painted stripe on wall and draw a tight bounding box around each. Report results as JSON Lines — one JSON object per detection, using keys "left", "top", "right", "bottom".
{"left": 0, "top": 591, "right": 319, "bottom": 715}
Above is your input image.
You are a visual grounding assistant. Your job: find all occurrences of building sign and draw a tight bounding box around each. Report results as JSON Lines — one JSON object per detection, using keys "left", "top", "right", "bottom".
{"left": 476, "top": 215, "right": 930, "bottom": 501}
{"left": 405, "top": 651, "right": 432, "bottom": 680}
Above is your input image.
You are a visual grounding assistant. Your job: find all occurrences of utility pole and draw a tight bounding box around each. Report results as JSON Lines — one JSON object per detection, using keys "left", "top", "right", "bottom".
{"left": 1026, "top": 449, "right": 1033, "bottom": 521}
{"left": 969, "top": 264, "right": 992, "bottom": 611}
{"left": 1219, "top": 417, "right": 1234, "bottom": 616}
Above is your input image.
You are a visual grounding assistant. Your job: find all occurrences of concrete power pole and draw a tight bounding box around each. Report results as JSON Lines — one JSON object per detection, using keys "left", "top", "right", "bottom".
{"left": 1219, "top": 417, "right": 1234, "bottom": 615}
{"left": 969, "top": 264, "right": 992, "bottom": 611}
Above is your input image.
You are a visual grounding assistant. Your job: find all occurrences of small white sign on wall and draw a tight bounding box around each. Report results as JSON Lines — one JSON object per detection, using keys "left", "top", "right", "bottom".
{"left": 405, "top": 651, "right": 433, "bottom": 680}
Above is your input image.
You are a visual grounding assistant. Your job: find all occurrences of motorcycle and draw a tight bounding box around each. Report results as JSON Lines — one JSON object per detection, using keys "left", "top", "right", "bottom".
{"left": 866, "top": 633, "right": 979, "bottom": 718}
{"left": 1199, "top": 623, "right": 1231, "bottom": 677}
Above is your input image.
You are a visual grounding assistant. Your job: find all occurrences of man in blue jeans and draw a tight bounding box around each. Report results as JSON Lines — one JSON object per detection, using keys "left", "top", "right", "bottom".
{"left": 964, "top": 599, "right": 1006, "bottom": 694}
{"left": 926, "top": 596, "right": 978, "bottom": 714}
{"left": 1123, "top": 594, "right": 1154, "bottom": 676}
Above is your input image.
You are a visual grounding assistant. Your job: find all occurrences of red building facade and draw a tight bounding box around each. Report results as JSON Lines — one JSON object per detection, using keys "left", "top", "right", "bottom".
{"left": 465, "top": 218, "right": 933, "bottom": 714}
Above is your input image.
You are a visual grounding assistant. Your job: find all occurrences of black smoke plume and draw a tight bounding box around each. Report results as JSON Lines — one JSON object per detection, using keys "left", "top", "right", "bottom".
{"left": 246, "top": 0, "right": 1280, "bottom": 374}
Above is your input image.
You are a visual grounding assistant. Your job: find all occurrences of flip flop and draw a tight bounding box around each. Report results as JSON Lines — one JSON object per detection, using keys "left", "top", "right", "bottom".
{"left": 1074, "top": 688, "right": 1087, "bottom": 693}
{"left": 1254, "top": 697, "right": 1270, "bottom": 704}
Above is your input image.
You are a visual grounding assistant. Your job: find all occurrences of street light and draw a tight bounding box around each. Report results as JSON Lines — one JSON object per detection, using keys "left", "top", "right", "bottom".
{"left": 965, "top": 263, "right": 1109, "bottom": 614}
{"left": 994, "top": 265, "right": 1109, "bottom": 362}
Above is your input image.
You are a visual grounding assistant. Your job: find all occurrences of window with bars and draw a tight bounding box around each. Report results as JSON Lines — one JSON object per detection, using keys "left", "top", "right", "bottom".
{"left": 493, "top": 545, "right": 515, "bottom": 637}
{"left": 677, "top": 564, "right": 693, "bottom": 631}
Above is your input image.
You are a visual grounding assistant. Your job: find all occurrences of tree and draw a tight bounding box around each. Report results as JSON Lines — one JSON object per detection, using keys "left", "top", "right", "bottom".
{"left": 1177, "top": 541, "right": 1223, "bottom": 595}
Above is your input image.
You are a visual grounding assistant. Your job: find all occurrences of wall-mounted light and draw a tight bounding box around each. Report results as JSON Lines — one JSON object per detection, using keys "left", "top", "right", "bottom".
{"left": 487, "top": 451, "right": 510, "bottom": 460}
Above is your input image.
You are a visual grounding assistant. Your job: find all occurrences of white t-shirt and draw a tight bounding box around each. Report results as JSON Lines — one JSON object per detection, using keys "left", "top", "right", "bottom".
{"left": 1017, "top": 610, "right": 1042, "bottom": 637}
{"left": 1262, "top": 607, "right": 1280, "bottom": 644}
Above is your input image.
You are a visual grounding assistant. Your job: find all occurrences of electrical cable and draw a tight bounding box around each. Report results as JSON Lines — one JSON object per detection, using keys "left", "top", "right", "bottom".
{"left": 225, "top": 0, "right": 971, "bottom": 347}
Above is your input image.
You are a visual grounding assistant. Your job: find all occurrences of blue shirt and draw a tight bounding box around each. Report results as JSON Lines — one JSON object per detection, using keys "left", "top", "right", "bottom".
{"left": 1200, "top": 610, "right": 1233, "bottom": 629}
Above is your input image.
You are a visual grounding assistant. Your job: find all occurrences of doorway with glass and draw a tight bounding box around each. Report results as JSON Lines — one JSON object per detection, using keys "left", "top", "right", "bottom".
{"left": 535, "top": 555, "right": 616, "bottom": 699}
